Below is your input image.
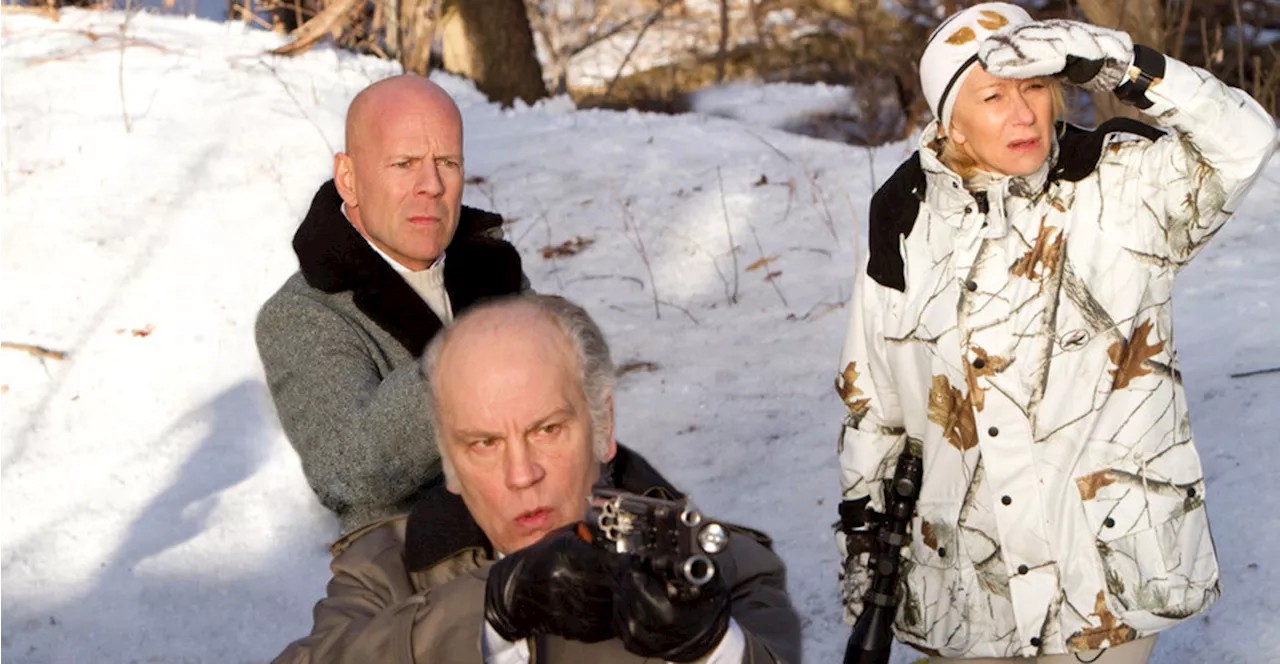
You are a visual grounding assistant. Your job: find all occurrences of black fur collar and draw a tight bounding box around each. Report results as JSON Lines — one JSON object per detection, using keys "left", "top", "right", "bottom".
{"left": 867, "top": 118, "right": 1166, "bottom": 292}
{"left": 402, "top": 445, "right": 682, "bottom": 572}
{"left": 292, "top": 180, "right": 526, "bottom": 356}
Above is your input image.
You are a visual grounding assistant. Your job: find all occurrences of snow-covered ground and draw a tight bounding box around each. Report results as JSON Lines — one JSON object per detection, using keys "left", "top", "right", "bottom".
{"left": 2, "top": 9, "right": 1278, "bottom": 664}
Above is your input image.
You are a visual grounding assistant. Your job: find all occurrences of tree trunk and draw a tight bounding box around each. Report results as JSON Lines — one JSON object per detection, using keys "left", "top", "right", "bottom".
{"left": 1077, "top": 0, "right": 1164, "bottom": 123}
{"left": 441, "top": 0, "right": 548, "bottom": 107}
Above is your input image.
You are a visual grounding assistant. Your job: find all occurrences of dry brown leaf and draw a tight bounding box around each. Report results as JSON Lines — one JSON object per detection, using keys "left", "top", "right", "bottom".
{"left": 1107, "top": 319, "right": 1165, "bottom": 390}
{"left": 1075, "top": 470, "right": 1117, "bottom": 501}
{"left": 745, "top": 256, "right": 777, "bottom": 272}
{"left": 1011, "top": 222, "right": 1065, "bottom": 280}
{"left": 118, "top": 325, "right": 156, "bottom": 338}
{"left": 540, "top": 236, "right": 595, "bottom": 259}
{"left": 753, "top": 174, "right": 769, "bottom": 187}
{"left": 927, "top": 375, "right": 978, "bottom": 451}
{"left": 764, "top": 271, "right": 783, "bottom": 281}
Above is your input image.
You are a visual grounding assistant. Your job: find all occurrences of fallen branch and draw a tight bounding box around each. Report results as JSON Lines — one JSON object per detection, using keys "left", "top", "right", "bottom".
{"left": 1, "top": 4, "right": 59, "bottom": 20}
{"left": 268, "top": 0, "right": 362, "bottom": 57}
{"left": 1, "top": 342, "right": 68, "bottom": 361}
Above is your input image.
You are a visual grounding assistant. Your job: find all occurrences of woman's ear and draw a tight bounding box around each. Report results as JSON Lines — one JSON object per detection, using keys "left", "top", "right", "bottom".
{"left": 949, "top": 123, "right": 968, "bottom": 146}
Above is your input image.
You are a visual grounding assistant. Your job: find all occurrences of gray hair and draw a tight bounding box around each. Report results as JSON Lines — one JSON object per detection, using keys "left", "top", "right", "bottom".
{"left": 421, "top": 294, "right": 617, "bottom": 486}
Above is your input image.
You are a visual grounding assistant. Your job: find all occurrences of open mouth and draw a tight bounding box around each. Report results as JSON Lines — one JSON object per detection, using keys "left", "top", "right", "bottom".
{"left": 1007, "top": 138, "right": 1041, "bottom": 151}
{"left": 515, "top": 507, "right": 553, "bottom": 530}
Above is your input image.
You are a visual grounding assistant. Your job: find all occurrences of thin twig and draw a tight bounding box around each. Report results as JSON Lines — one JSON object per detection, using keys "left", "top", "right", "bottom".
{"left": 657, "top": 299, "right": 699, "bottom": 325}
{"left": 535, "top": 200, "right": 565, "bottom": 291}
{"left": 564, "top": 274, "right": 646, "bottom": 289}
{"left": 715, "top": 167, "right": 739, "bottom": 305}
{"left": 663, "top": 226, "right": 732, "bottom": 299}
{"left": 1230, "top": 366, "right": 1280, "bottom": 379}
{"left": 118, "top": 0, "right": 134, "bottom": 133}
{"left": 259, "top": 60, "right": 334, "bottom": 154}
{"left": 603, "top": 1, "right": 668, "bottom": 99}
{"left": 617, "top": 197, "right": 661, "bottom": 320}
{"left": 1, "top": 342, "right": 68, "bottom": 360}
{"left": 1231, "top": 0, "right": 1246, "bottom": 90}
{"left": 567, "top": 0, "right": 683, "bottom": 58}
{"left": 741, "top": 128, "right": 836, "bottom": 240}
{"left": 740, "top": 173, "right": 789, "bottom": 307}
{"left": 838, "top": 180, "right": 861, "bottom": 278}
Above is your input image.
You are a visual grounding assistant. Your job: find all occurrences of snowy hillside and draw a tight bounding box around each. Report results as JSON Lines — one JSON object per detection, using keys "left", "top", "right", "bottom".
{"left": 2, "top": 9, "right": 1278, "bottom": 663}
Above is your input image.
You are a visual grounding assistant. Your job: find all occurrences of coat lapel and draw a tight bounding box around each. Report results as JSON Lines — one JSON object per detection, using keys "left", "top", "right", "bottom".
{"left": 292, "top": 180, "right": 525, "bottom": 357}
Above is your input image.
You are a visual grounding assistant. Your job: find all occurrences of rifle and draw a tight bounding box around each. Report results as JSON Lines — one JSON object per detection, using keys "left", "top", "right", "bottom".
{"left": 578, "top": 487, "right": 731, "bottom": 600}
{"left": 841, "top": 446, "right": 924, "bottom": 664}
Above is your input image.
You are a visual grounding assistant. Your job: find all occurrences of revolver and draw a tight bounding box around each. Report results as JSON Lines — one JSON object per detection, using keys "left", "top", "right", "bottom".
{"left": 579, "top": 487, "right": 731, "bottom": 599}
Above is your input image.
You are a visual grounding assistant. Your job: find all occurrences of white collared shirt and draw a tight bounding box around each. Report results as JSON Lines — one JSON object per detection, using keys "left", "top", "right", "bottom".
{"left": 342, "top": 203, "right": 453, "bottom": 324}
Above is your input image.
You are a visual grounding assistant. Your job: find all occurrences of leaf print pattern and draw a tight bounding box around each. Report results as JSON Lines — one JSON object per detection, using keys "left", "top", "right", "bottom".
{"left": 1107, "top": 319, "right": 1165, "bottom": 390}
{"left": 1011, "top": 222, "right": 1065, "bottom": 280}
{"left": 836, "top": 361, "right": 872, "bottom": 420}
{"left": 1068, "top": 592, "right": 1137, "bottom": 649}
{"left": 928, "top": 375, "right": 978, "bottom": 451}
{"left": 1075, "top": 470, "right": 1117, "bottom": 500}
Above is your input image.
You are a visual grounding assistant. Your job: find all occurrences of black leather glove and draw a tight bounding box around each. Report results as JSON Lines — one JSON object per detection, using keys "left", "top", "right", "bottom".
{"left": 608, "top": 553, "right": 732, "bottom": 663}
{"left": 484, "top": 526, "right": 615, "bottom": 643}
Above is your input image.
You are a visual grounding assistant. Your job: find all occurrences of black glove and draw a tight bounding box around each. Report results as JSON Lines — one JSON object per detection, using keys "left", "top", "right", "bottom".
{"left": 608, "top": 553, "right": 732, "bottom": 663}
{"left": 484, "top": 525, "right": 615, "bottom": 643}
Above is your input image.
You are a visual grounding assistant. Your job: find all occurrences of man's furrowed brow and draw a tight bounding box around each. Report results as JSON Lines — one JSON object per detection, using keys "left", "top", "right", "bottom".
{"left": 525, "top": 406, "right": 575, "bottom": 435}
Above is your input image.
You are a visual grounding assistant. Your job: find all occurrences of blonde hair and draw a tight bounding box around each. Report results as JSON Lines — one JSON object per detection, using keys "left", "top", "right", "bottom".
{"left": 935, "top": 79, "right": 1066, "bottom": 180}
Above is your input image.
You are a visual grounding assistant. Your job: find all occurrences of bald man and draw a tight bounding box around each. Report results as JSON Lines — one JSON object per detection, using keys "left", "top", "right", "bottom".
{"left": 273, "top": 295, "right": 802, "bottom": 664}
{"left": 257, "top": 75, "right": 528, "bottom": 534}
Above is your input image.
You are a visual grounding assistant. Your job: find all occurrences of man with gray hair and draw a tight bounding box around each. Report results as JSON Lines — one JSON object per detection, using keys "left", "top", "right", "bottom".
{"left": 275, "top": 294, "right": 802, "bottom": 664}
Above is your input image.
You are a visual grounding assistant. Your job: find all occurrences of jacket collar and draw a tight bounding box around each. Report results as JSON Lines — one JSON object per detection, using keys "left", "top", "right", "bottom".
{"left": 402, "top": 445, "right": 682, "bottom": 573}
{"left": 291, "top": 180, "right": 523, "bottom": 356}
{"left": 917, "top": 123, "right": 1057, "bottom": 240}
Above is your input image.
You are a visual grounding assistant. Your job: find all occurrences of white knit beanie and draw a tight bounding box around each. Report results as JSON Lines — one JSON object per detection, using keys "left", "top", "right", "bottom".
{"left": 920, "top": 2, "right": 1034, "bottom": 130}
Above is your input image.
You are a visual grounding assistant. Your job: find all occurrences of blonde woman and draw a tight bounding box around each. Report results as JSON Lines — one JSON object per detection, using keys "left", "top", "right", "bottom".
{"left": 834, "top": 3, "right": 1275, "bottom": 663}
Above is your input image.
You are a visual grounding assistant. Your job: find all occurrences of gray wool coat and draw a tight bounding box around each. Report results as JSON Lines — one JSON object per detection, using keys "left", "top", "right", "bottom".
{"left": 257, "top": 180, "right": 526, "bottom": 533}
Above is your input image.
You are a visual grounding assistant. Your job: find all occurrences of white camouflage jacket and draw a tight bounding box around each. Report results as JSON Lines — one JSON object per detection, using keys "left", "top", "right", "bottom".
{"left": 835, "top": 55, "right": 1276, "bottom": 658}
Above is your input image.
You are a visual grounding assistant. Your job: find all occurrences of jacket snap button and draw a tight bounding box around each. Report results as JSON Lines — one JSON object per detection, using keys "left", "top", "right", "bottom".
{"left": 965, "top": 206, "right": 973, "bottom": 214}
{"left": 1001, "top": 495, "right": 1012, "bottom": 506}
{"left": 1030, "top": 637, "right": 1042, "bottom": 648}
{"left": 973, "top": 358, "right": 986, "bottom": 370}
{"left": 937, "top": 547, "right": 946, "bottom": 557}
{"left": 1187, "top": 487, "right": 1197, "bottom": 498}
{"left": 988, "top": 427, "right": 999, "bottom": 437}
{"left": 965, "top": 280, "right": 978, "bottom": 292}
{"left": 1104, "top": 517, "right": 1116, "bottom": 528}
{"left": 1017, "top": 564, "right": 1029, "bottom": 575}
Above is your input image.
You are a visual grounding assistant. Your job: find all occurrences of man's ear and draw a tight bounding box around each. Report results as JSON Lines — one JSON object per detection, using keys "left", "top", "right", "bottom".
{"left": 601, "top": 395, "right": 617, "bottom": 463}
{"left": 333, "top": 153, "right": 358, "bottom": 207}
